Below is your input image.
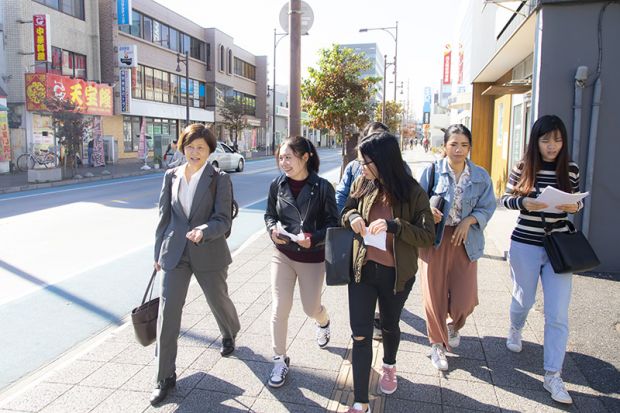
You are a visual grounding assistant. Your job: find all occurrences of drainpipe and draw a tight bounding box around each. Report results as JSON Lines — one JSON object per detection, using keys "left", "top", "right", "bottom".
{"left": 581, "top": 76, "right": 602, "bottom": 238}
{"left": 571, "top": 66, "right": 588, "bottom": 178}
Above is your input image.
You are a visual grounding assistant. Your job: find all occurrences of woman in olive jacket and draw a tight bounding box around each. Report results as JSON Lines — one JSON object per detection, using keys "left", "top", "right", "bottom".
{"left": 341, "top": 132, "right": 435, "bottom": 413}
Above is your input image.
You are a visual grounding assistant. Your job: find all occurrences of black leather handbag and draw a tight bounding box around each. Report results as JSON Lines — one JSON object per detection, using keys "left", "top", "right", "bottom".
{"left": 131, "top": 269, "right": 159, "bottom": 346}
{"left": 541, "top": 215, "right": 600, "bottom": 274}
{"left": 325, "top": 227, "right": 356, "bottom": 286}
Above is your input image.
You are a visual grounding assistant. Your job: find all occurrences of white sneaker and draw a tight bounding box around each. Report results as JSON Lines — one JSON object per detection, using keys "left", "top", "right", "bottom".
{"left": 506, "top": 326, "right": 522, "bottom": 353}
{"left": 268, "top": 355, "right": 290, "bottom": 388}
{"left": 447, "top": 324, "right": 460, "bottom": 348}
{"left": 430, "top": 344, "right": 448, "bottom": 371}
{"left": 544, "top": 372, "right": 573, "bottom": 404}
{"left": 316, "top": 321, "right": 330, "bottom": 348}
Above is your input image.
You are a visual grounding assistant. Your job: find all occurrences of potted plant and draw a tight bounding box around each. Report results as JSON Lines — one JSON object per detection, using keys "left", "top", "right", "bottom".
{"left": 153, "top": 154, "right": 162, "bottom": 169}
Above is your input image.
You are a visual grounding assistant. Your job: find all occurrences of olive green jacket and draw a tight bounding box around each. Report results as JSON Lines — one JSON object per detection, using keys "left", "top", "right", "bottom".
{"left": 341, "top": 177, "right": 435, "bottom": 292}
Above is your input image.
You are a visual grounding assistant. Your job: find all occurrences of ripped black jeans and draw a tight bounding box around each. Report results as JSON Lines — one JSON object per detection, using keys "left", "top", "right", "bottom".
{"left": 348, "top": 261, "right": 414, "bottom": 403}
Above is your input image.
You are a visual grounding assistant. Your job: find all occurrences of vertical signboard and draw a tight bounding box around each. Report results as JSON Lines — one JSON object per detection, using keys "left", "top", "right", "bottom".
{"left": 119, "top": 69, "right": 131, "bottom": 113}
{"left": 117, "top": 0, "right": 133, "bottom": 26}
{"left": 33, "top": 14, "right": 51, "bottom": 62}
{"left": 442, "top": 44, "right": 452, "bottom": 85}
{"left": 423, "top": 86, "right": 431, "bottom": 125}
{"left": 0, "top": 111, "right": 10, "bottom": 161}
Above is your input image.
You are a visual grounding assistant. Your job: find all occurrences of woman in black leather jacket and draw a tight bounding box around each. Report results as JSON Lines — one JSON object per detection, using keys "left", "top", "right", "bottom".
{"left": 263, "top": 136, "right": 339, "bottom": 388}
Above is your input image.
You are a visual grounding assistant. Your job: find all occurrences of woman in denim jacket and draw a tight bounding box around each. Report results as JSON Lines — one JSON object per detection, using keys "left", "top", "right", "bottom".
{"left": 418, "top": 124, "right": 496, "bottom": 371}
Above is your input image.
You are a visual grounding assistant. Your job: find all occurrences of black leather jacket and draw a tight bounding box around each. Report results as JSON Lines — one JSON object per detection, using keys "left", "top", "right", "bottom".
{"left": 264, "top": 171, "right": 339, "bottom": 253}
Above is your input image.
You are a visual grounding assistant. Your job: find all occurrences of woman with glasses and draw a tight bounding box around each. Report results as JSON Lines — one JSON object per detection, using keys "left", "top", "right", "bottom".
{"left": 341, "top": 132, "right": 435, "bottom": 413}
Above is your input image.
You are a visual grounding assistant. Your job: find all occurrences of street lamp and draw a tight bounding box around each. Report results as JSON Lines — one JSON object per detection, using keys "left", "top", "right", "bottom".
{"left": 272, "top": 29, "right": 288, "bottom": 154}
{"left": 381, "top": 54, "right": 395, "bottom": 124}
{"left": 359, "top": 21, "right": 398, "bottom": 102}
{"left": 176, "top": 51, "right": 190, "bottom": 129}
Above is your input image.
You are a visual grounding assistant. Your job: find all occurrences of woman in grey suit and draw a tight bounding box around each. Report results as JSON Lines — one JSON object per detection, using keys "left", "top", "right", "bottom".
{"left": 151, "top": 124, "right": 240, "bottom": 406}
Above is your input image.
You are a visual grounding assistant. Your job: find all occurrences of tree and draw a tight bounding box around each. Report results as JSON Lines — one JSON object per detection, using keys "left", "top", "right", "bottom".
{"left": 375, "top": 100, "right": 404, "bottom": 134}
{"left": 45, "top": 97, "right": 91, "bottom": 174}
{"left": 301, "top": 44, "right": 380, "bottom": 171}
{"left": 220, "top": 97, "right": 247, "bottom": 150}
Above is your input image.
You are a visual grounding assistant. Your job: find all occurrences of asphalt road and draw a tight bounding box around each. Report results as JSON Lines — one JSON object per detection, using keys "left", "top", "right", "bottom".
{"left": 0, "top": 148, "right": 343, "bottom": 391}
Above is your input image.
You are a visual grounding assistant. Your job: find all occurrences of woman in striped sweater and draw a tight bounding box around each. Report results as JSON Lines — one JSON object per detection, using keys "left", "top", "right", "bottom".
{"left": 501, "top": 115, "right": 581, "bottom": 405}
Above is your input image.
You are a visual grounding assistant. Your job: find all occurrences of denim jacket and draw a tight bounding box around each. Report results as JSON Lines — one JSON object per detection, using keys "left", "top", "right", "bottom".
{"left": 335, "top": 160, "right": 362, "bottom": 213}
{"left": 419, "top": 158, "right": 496, "bottom": 261}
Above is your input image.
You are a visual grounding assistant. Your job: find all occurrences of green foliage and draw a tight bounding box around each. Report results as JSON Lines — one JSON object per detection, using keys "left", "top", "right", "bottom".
{"left": 375, "top": 100, "right": 404, "bottom": 133}
{"left": 220, "top": 97, "right": 247, "bottom": 145}
{"left": 301, "top": 44, "right": 380, "bottom": 136}
{"left": 45, "top": 97, "right": 91, "bottom": 169}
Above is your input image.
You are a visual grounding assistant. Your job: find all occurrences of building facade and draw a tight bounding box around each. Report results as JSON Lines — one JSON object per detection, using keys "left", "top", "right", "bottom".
{"left": 97, "top": 0, "right": 267, "bottom": 160}
{"left": 466, "top": 0, "right": 620, "bottom": 272}
{"left": 340, "top": 42, "right": 384, "bottom": 103}
{"left": 2, "top": 0, "right": 113, "bottom": 166}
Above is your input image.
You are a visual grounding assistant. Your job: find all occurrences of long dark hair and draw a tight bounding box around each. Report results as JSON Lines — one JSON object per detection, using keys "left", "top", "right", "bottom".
{"left": 351, "top": 132, "right": 415, "bottom": 203}
{"left": 514, "top": 115, "right": 571, "bottom": 195}
{"left": 276, "top": 136, "right": 320, "bottom": 173}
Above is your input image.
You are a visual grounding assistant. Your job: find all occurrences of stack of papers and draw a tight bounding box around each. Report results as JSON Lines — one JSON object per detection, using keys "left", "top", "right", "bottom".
{"left": 536, "top": 187, "right": 589, "bottom": 213}
{"left": 275, "top": 222, "right": 306, "bottom": 242}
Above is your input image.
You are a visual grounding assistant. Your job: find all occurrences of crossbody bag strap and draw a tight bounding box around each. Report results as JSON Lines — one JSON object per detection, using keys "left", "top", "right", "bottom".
{"left": 428, "top": 162, "right": 436, "bottom": 197}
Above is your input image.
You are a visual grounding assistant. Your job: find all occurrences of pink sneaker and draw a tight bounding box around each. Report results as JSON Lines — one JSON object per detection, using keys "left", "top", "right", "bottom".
{"left": 379, "top": 364, "right": 397, "bottom": 394}
{"left": 347, "top": 403, "right": 371, "bottom": 413}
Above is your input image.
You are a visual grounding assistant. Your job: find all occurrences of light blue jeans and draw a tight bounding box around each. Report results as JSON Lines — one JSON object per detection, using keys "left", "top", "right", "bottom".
{"left": 508, "top": 240, "right": 573, "bottom": 373}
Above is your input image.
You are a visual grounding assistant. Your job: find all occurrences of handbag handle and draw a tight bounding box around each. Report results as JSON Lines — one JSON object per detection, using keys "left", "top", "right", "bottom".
{"left": 142, "top": 269, "right": 158, "bottom": 305}
{"left": 534, "top": 181, "right": 576, "bottom": 234}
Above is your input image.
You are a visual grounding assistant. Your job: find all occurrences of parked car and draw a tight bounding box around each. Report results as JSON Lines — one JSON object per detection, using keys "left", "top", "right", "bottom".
{"left": 208, "top": 142, "right": 245, "bottom": 172}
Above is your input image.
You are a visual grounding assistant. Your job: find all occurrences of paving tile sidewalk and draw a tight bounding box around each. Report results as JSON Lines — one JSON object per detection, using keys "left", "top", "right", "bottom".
{"left": 0, "top": 148, "right": 616, "bottom": 412}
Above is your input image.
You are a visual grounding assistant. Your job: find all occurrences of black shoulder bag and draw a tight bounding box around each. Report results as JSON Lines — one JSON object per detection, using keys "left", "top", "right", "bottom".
{"left": 131, "top": 269, "right": 159, "bottom": 346}
{"left": 427, "top": 162, "right": 446, "bottom": 213}
{"left": 536, "top": 182, "right": 600, "bottom": 274}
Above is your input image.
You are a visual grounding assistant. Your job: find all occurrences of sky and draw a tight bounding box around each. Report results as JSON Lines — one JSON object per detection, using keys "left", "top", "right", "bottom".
{"left": 154, "top": 0, "right": 465, "bottom": 118}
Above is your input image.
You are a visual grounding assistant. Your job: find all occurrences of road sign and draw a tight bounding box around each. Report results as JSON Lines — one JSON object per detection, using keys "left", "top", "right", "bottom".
{"left": 279, "top": 1, "right": 314, "bottom": 34}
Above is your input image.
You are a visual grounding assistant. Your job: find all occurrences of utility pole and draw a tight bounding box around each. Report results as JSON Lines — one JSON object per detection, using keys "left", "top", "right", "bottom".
{"left": 289, "top": 0, "right": 302, "bottom": 136}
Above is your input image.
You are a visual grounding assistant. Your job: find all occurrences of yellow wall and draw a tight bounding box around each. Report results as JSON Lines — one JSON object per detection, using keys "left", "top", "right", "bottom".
{"left": 491, "top": 95, "right": 512, "bottom": 196}
{"left": 102, "top": 116, "right": 133, "bottom": 160}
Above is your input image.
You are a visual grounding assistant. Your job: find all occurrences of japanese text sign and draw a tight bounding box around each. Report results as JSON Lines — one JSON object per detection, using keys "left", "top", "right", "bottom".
{"left": 33, "top": 14, "right": 51, "bottom": 62}
{"left": 25, "top": 73, "right": 113, "bottom": 116}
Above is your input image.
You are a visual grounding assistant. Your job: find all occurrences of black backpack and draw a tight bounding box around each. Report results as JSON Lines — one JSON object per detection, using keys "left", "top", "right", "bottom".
{"left": 209, "top": 169, "right": 238, "bottom": 238}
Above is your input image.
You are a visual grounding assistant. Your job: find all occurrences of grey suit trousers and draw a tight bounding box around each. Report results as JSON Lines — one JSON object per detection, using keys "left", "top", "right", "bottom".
{"left": 155, "top": 248, "right": 240, "bottom": 381}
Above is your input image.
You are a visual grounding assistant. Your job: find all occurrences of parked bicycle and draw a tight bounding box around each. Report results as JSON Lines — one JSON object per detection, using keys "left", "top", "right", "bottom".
{"left": 16, "top": 149, "right": 58, "bottom": 172}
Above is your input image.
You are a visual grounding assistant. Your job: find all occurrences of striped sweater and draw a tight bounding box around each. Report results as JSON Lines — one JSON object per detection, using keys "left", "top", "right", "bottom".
{"left": 501, "top": 161, "right": 581, "bottom": 246}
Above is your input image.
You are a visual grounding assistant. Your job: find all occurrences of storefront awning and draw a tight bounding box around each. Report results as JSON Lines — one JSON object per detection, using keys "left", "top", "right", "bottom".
{"left": 473, "top": 12, "right": 537, "bottom": 83}
{"left": 482, "top": 84, "right": 531, "bottom": 96}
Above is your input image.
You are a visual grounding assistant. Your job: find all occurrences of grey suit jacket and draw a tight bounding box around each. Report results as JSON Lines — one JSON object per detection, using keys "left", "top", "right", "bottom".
{"left": 154, "top": 163, "right": 233, "bottom": 272}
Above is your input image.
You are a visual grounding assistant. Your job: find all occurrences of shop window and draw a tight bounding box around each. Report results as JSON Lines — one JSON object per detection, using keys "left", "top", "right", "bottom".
{"left": 153, "top": 69, "right": 163, "bottom": 101}
{"left": 170, "top": 74, "right": 179, "bottom": 104}
{"left": 144, "top": 67, "right": 154, "bottom": 100}
{"left": 142, "top": 16, "right": 153, "bottom": 42}
{"left": 219, "top": 45, "right": 225, "bottom": 72}
{"left": 130, "top": 11, "right": 142, "bottom": 37}
{"left": 74, "top": 53, "right": 87, "bottom": 79}
{"left": 34, "top": 0, "right": 84, "bottom": 20}
{"left": 162, "top": 72, "right": 170, "bottom": 103}
{"left": 133, "top": 66, "right": 143, "bottom": 99}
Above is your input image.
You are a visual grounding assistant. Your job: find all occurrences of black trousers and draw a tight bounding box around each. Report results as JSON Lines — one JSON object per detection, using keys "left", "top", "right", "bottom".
{"left": 348, "top": 261, "right": 413, "bottom": 403}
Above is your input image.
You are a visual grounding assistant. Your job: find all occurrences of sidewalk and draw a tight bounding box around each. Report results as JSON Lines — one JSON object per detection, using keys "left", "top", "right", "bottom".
{"left": 0, "top": 149, "right": 615, "bottom": 412}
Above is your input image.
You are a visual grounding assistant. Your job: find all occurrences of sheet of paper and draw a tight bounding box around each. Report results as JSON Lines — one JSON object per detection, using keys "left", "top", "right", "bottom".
{"left": 276, "top": 222, "right": 306, "bottom": 242}
{"left": 536, "top": 186, "right": 589, "bottom": 213}
{"left": 363, "top": 231, "right": 387, "bottom": 251}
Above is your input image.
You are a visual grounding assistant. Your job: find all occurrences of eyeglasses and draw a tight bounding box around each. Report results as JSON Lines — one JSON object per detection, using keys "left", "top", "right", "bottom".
{"left": 358, "top": 159, "right": 374, "bottom": 166}
{"left": 185, "top": 146, "right": 208, "bottom": 153}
